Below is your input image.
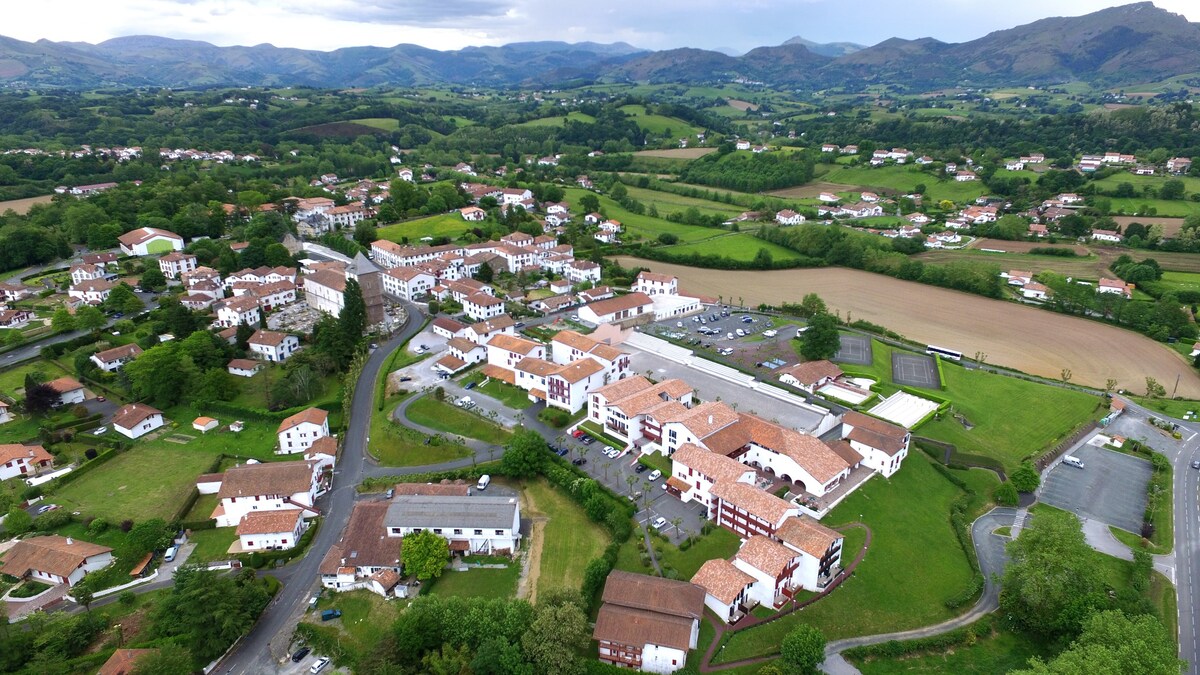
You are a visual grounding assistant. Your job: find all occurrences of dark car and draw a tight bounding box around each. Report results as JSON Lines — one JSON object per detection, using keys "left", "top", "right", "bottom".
{"left": 572, "top": 458, "right": 587, "bottom": 466}
{"left": 634, "top": 463, "right": 649, "bottom": 473}
{"left": 291, "top": 647, "right": 311, "bottom": 662}
{"left": 465, "top": 381, "right": 477, "bottom": 390}
{"left": 555, "top": 447, "right": 569, "bottom": 457}
{"left": 581, "top": 436, "right": 594, "bottom": 445}
{"left": 515, "top": 322, "right": 526, "bottom": 328}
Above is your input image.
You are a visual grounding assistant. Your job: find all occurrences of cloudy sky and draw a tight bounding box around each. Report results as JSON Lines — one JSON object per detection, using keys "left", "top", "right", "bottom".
{"left": 5, "top": 0, "right": 1198, "bottom": 53}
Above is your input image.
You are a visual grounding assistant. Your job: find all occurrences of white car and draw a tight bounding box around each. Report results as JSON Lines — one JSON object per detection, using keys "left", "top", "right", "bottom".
{"left": 310, "top": 657, "right": 331, "bottom": 673}
{"left": 736, "top": 329, "right": 746, "bottom": 337}
{"left": 651, "top": 517, "right": 668, "bottom": 530}
{"left": 92, "top": 426, "right": 107, "bottom": 435}
{"left": 606, "top": 448, "right": 621, "bottom": 459}
{"left": 647, "top": 469, "right": 662, "bottom": 481}
{"left": 763, "top": 329, "right": 778, "bottom": 337}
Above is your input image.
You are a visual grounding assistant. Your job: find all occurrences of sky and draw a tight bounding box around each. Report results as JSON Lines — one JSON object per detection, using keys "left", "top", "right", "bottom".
{"left": 4, "top": 0, "right": 1199, "bottom": 54}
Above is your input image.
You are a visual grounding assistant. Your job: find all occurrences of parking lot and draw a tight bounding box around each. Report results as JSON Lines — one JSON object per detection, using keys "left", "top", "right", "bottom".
{"left": 648, "top": 308, "right": 790, "bottom": 357}
{"left": 1039, "top": 440, "right": 1152, "bottom": 533}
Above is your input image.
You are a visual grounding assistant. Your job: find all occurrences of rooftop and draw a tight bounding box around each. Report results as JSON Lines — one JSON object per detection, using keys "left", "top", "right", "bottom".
{"left": 384, "top": 494, "right": 518, "bottom": 530}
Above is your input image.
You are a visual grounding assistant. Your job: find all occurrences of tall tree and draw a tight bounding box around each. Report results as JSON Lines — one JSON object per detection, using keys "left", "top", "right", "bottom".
{"left": 104, "top": 283, "right": 144, "bottom": 315}
{"left": 22, "top": 382, "right": 59, "bottom": 417}
{"left": 341, "top": 277, "right": 367, "bottom": 343}
{"left": 1012, "top": 610, "right": 1183, "bottom": 675}
{"left": 780, "top": 624, "right": 826, "bottom": 673}
{"left": 402, "top": 529, "right": 450, "bottom": 581}
{"left": 74, "top": 305, "right": 107, "bottom": 332}
{"left": 522, "top": 600, "right": 589, "bottom": 675}
{"left": 501, "top": 429, "right": 547, "bottom": 479}
{"left": 800, "top": 312, "right": 841, "bottom": 361}
{"left": 1001, "top": 512, "right": 1105, "bottom": 637}
{"left": 51, "top": 307, "right": 75, "bottom": 332}
{"left": 150, "top": 567, "right": 270, "bottom": 663}
{"left": 130, "top": 643, "right": 194, "bottom": 675}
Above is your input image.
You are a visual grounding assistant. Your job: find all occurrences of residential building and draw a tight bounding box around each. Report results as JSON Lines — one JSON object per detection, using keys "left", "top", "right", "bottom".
{"left": 207, "top": 461, "right": 321, "bottom": 528}
{"left": 277, "top": 407, "right": 330, "bottom": 455}
{"left": 0, "top": 443, "right": 54, "bottom": 482}
{"left": 69, "top": 263, "right": 105, "bottom": 285}
{"left": 227, "top": 358, "right": 262, "bottom": 377}
{"left": 435, "top": 337, "right": 487, "bottom": 374}
{"left": 97, "top": 650, "right": 158, "bottom": 675}
{"left": 320, "top": 501, "right": 404, "bottom": 596}
{"left": 158, "top": 252, "right": 197, "bottom": 279}
{"left": 587, "top": 376, "right": 694, "bottom": 449}
{"left": 0, "top": 535, "right": 113, "bottom": 587}
{"left": 215, "top": 295, "right": 261, "bottom": 328}
{"left": 565, "top": 260, "right": 602, "bottom": 284}
{"left": 113, "top": 403, "right": 165, "bottom": 439}
{"left": 776, "top": 360, "right": 842, "bottom": 394}
{"left": 1091, "top": 229, "right": 1123, "bottom": 243}
{"left": 236, "top": 510, "right": 307, "bottom": 551}
{"left": 248, "top": 329, "right": 301, "bottom": 362}
{"left": 382, "top": 267, "right": 436, "bottom": 300}
{"left": 324, "top": 203, "right": 374, "bottom": 228}
{"left": 486, "top": 334, "right": 546, "bottom": 371}
{"left": 0, "top": 309, "right": 35, "bottom": 328}
{"left": 550, "top": 330, "right": 631, "bottom": 382}
{"left": 45, "top": 377, "right": 86, "bottom": 406}
{"left": 90, "top": 343, "right": 143, "bottom": 372}
{"left": 384, "top": 494, "right": 521, "bottom": 555}
{"left": 68, "top": 278, "right": 115, "bottom": 305}
{"left": 117, "top": 227, "right": 184, "bottom": 256}
{"left": 303, "top": 268, "right": 347, "bottom": 317}
{"left": 840, "top": 411, "right": 909, "bottom": 477}
{"left": 460, "top": 206, "right": 487, "bottom": 221}
{"left": 463, "top": 292, "right": 506, "bottom": 321}
{"left": 1022, "top": 282, "right": 1050, "bottom": 300}
{"left": 465, "top": 315, "right": 516, "bottom": 345}
{"left": 1098, "top": 277, "right": 1134, "bottom": 299}
{"left": 633, "top": 272, "right": 679, "bottom": 297}
{"left": 594, "top": 571, "right": 704, "bottom": 673}
{"left": 578, "top": 292, "right": 653, "bottom": 325}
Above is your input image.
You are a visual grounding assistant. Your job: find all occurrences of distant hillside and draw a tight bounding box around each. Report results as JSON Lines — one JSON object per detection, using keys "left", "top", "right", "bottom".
{"left": 1, "top": 2, "right": 1198, "bottom": 89}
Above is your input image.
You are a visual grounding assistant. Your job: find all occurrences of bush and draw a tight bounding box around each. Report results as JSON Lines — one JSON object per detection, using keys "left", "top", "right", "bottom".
{"left": 994, "top": 481, "right": 1019, "bottom": 506}
{"left": 84, "top": 448, "right": 97, "bottom": 460}
{"left": 35, "top": 509, "right": 71, "bottom": 531}
{"left": 1010, "top": 462, "right": 1041, "bottom": 493}
{"left": 537, "top": 407, "right": 570, "bottom": 428}
{"left": 120, "top": 519, "right": 134, "bottom": 532}
{"left": 944, "top": 573, "right": 984, "bottom": 610}
{"left": 118, "top": 590, "right": 136, "bottom": 606}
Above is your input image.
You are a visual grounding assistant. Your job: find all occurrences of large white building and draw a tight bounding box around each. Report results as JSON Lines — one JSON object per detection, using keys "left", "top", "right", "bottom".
{"left": 204, "top": 461, "right": 321, "bottom": 528}
{"left": 594, "top": 571, "right": 704, "bottom": 674}
{"left": 112, "top": 403, "right": 165, "bottom": 439}
{"left": 248, "top": 329, "right": 301, "bottom": 362}
{"left": 158, "top": 252, "right": 197, "bottom": 279}
{"left": 384, "top": 494, "right": 521, "bottom": 555}
{"left": 276, "top": 407, "right": 331, "bottom": 455}
{"left": 0, "top": 535, "right": 113, "bottom": 588}
{"left": 117, "top": 227, "right": 184, "bottom": 256}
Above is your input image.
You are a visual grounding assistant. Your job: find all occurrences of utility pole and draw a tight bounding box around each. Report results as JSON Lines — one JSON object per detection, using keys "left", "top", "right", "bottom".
{"left": 1173, "top": 372, "right": 1181, "bottom": 399}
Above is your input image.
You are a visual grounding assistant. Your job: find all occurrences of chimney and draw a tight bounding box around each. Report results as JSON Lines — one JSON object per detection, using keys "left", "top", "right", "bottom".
{"left": 66, "top": 537, "right": 73, "bottom": 545}
{"left": 708, "top": 415, "right": 713, "bottom": 425}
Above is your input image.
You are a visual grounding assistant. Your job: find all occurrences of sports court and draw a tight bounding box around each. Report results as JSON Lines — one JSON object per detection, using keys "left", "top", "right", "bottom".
{"left": 833, "top": 334, "right": 872, "bottom": 365}
{"left": 892, "top": 352, "right": 941, "bottom": 388}
{"left": 868, "top": 391, "right": 940, "bottom": 429}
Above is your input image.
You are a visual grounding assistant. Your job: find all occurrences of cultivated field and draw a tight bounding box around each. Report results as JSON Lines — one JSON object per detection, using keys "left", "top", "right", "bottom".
{"left": 766, "top": 181, "right": 865, "bottom": 199}
{"left": 0, "top": 194, "right": 53, "bottom": 214}
{"left": 633, "top": 147, "right": 715, "bottom": 159}
{"left": 612, "top": 258, "right": 1200, "bottom": 397}
{"left": 969, "top": 238, "right": 1088, "bottom": 255}
{"left": 725, "top": 99, "right": 759, "bottom": 111}
{"left": 377, "top": 213, "right": 471, "bottom": 242}
{"left": 662, "top": 232, "right": 806, "bottom": 262}
{"left": 1111, "top": 216, "right": 1187, "bottom": 238}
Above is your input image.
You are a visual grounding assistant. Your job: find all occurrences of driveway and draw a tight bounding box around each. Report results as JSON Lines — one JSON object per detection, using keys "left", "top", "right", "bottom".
{"left": 1038, "top": 437, "right": 1151, "bottom": 534}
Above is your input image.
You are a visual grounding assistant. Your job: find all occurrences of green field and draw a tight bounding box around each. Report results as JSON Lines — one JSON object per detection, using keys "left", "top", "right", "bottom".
{"left": 619, "top": 104, "right": 704, "bottom": 138}
{"left": 463, "top": 372, "right": 534, "bottom": 409}
{"left": 818, "top": 165, "right": 987, "bottom": 204}
{"left": 516, "top": 111, "right": 596, "bottom": 127}
{"left": 377, "top": 213, "right": 472, "bottom": 243}
{"left": 524, "top": 478, "right": 608, "bottom": 596}
{"left": 1092, "top": 172, "right": 1200, "bottom": 195}
{"left": 371, "top": 393, "right": 473, "bottom": 466}
{"left": 663, "top": 232, "right": 806, "bottom": 262}
{"left": 1105, "top": 197, "right": 1200, "bottom": 217}
{"left": 713, "top": 453, "right": 981, "bottom": 662}
{"left": 405, "top": 395, "right": 512, "bottom": 445}
{"left": 187, "top": 527, "right": 239, "bottom": 563}
{"left": 53, "top": 443, "right": 221, "bottom": 522}
{"left": 623, "top": 185, "right": 745, "bottom": 219}
{"left": 1141, "top": 270, "right": 1200, "bottom": 297}
{"left": 351, "top": 118, "right": 400, "bottom": 131}
{"left": 305, "top": 590, "right": 405, "bottom": 666}
{"left": 562, "top": 187, "right": 724, "bottom": 244}
{"left": 850, "top": 622, "right": 1053, "bottom": 674}
{"left": 429, "top": 565, "right": 520, "bottom": 599}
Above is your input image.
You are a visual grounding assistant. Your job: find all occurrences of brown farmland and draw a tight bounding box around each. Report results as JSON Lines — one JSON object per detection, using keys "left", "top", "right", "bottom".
{"left": 725, "top": 99, "right": 760, "bottom": 111}
{"left": 0, "top": 194, "right": 53, "bottom": 215}
{"left": 969, "top": 238, "right": 1088, "bottom": 255}
{"left": 634, "top": 148, "right": 716, "bottom": 159}
{"left": 766, "top": 181, "right": 868, "bottom": 199}
{"left": 1111, "top": 216, "right": 1186, "bottom": 238}
{"left": 612, "top": 257, "right": 1200, "bottom": 398}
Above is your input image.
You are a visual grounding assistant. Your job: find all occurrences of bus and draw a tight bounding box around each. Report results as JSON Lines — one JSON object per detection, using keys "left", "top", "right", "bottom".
{"left": 926, "top": 345, "right": 963, "bottom": 361}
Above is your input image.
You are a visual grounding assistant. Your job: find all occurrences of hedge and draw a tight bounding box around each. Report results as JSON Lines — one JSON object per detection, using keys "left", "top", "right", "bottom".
{"left": 203, "top": 399, "right": 336, "bottom": 422}
{"left": 944, "top": 572, "right": 984, "bottom": 610}
{"left": 359, "top": 465, "right": 497, "bottom": 492}
{"left": 843, "top": 615, "right": 994, "bottom": 660}
{"left": 47, "top": 412, "right": 103, "bottom": 430}
{"left": 179, "top": 518, "right": 217, "bottom": 531}
{"left": 915, "top": 438, "right": 1006, "bottom": 479}
{"left": 934, "top": 355, "right": 947, "bottom": 391}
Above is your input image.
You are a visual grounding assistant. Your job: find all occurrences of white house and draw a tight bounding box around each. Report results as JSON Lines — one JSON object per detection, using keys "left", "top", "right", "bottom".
{"left": 384, "top": 494, "right": 521, "bottom": 555}
{"left": 276, "top": 407, "right": 330, "bottom": 455}
{"left": 68, "top": 279, "right": 115, "bottom": 305}
{"left": 565, "top": 260, "right": 602, "bottom": 284}
{"left": 774, "top": 515, "right": 845, "bottom": 593}
{"left": 382, "top": 267, "right": 436, "bottom": 300}
{"left": 690, "top": 558, "right": 756, "bottom": 624}
{"left": 776, "top": 360, "right": 843, "bottom": 394}
{"left": 113, "top": 402, "right": 165, "bottom": 439}
{"left": 633, "top": 272, "right": 679, "bottom": 297}
{"left": 158, "top": 252, "right": 197, "bottom": 279}
{"left": 248, "top": 329, "right": 301, "bottom": 362}
{"left": 236, "top": 510, "right": 307, "bottom": 551}
{"left": 463, "top": 292, "right": 506, "bottom": 321}
{"left": 227, "top": 358, "right": 262, "bottom": 377}
{"left": 955, "top": 171, "right": 978, "bottom": 182}
{"left": 45, "top": 377, "right": 86, "bottom": 406}
{"left": 1098, "top": 278, "right": 1133, "bottom": 299}
{"left": 1021, "top": 282, "right": 1050, "bottom": 300}
{"left": 69, "top": 263, "right": 105, "bottom": 286}
{"left": 1091, "top": 229, "right": 1123, "bottom": 243}
{"left": 208, "top": 461, "right": 321, "bottom": 528}
{"left": 594, "top": 571, "right": 704, "bottom": 674}
{"left": 0, "top": 443, "right": 54, "bottom": 482}
{"left": 0, "top": 535, "right": 113, "bottom": 588}
{"left": 117, "top": 227, "right": 184, "bottom": 256}
{"left": 485, "top": 334, "right": 546, "bottom": 371}
{"left": 732, "top": 535, "right": 804, "bottom": 609}
{"left": 302, "top": 268, "right": 348, "bottom": 317}
{"left": 459, "top": 206, "right": 487, "bottom": 222}
{"left": 319, "top": 501, "right": 403, "bottom": 596}
{"left": 215, "top": 295, "right": 261, "bottom": 329}
{"left": 550, "top": 330, "right": 631, "bottom": 382}
{"left": 841, "top": 411, "right": 909, "bottom": 477}
{"left": 90, "top": 343, "right": 143, "bottom": 372}
{"left": 578, "top": 292, "right": 653, "bottom": 325}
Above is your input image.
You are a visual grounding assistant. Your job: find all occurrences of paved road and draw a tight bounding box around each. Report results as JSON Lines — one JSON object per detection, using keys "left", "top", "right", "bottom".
{"left": 221, "top": 302, "right": 426, "bottom": 674}
{"left": 1107, "top": 398, "right": 1200, "bottom": 674}
{"left": 0, "top": 290, "right": 160, "bottom": 366}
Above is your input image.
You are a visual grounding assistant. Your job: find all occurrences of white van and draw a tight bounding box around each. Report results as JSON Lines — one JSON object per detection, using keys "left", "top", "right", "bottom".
{"left": 1062, "top": 455, "right": 1085, "bottom": 469}
{"left": 476, "top": 474, "right": 491, "bottom": 490}
{"left": 164, "top": 545, "right": 179, "bottom": 563}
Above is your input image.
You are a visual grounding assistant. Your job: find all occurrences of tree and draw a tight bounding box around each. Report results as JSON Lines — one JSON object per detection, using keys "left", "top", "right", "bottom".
{"left": 1001, "top": 512, "right": 1105, "bottom": 636}
{"left": 798, "top": 293, "right": 827, "bottom": 318}
{"left": 501, "top": 429, "right": 547, "bottom": 479}
{"left": 1145, "top": 376, "right": 1166, "bottom": 399}
{"left": 105, "top": 283, "right": 144, "bottom": 315}
{"left": 75, "top": 305, "right": 107, "bottom": 332}
{"left": 753, "top": 247, "right": 774, "bottom": 268}
{"left": 402, "top": 529, "right": 450, "bottom": 581}
{"left": 130, "top": 643, "right": 194, "bottom": 675}
{"left": 1010, "top": 462, "right": 1041, "bottom": 493}
{"left": 422, "top": 644, "right": 473, "bottom": 675}
{"left": 995, "top": 214, "right": 1029, "bottom": 240}
{"left": 1012, "top": 610, "right": 1183, "bottom": 675}
{"left": 72, "top": 585, "right": 94, "bottom": 612}
{"left": 522, "top": 600, "right": 589, "bottom": 675}
{"left": 139, "top": 268, "right": 167, "bottom": 290}
{"left": 994, "top": 481, "right": 1019, "bottom": 506}
{"left": 341, "top": 277, "right": 368, "bottom": 341}
{"left": 23, "top": 382, "right": 59, "bottom": 417}
{"left": 51, "top": 307, "right": 75, "bottom": 332}
{"left": 124, "top": 343, "right": 198, "bottom": 408}
{"left": 475, "top": 261, "right": 494, "bottom": 284}
{"left": 235, "top": 321, "right": 255, "bottom": 350}
{"left": 780, "top": 624, "right": 826, "bottom": 673}
{"left": 150, "top": 567, "right": 270, "bottom": 663}
{"left": 353, "top": 222, "right": 378, "bottom": 248}
{"left": 4, "top": 506, "right": 32, "bottom": 535}
{"left": 800, "top": 312, "right": 840, "bottom": 361}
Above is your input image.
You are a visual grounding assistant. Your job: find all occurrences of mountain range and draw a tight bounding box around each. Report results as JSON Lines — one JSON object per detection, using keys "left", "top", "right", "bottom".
{"left": 1, "top": 2, "right": 1198, "bottom": 90}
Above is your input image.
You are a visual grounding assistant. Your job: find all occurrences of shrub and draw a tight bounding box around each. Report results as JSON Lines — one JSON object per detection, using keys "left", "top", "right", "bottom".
{"left": 84, "top": 448, "right": 97, "bottom": 460}
{"left": 537, "top": 407, "right": 570, "bottom": 428}
{"left": 120, "top": 519, "right": 134, "bottom": 532}
{"left": 994, "top": 481, "right": 1019, "bottom": 506}
{"left": 87, "top": 517, "right": 109, "bottom": 535}
{"left": 119, "top": 590, "right": 136, "bottom": 606}
{"left": 22, "top": 485, "right": 42, "bottom": 500}
{"left": 1010, "top": 462, "right": 1041, "bottom": 493}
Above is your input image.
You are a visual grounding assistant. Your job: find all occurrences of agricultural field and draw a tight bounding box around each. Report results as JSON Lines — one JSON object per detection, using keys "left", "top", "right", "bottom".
{"left": 1091, "top": 172, "right": 1200, "bottom": 195}
{"left": 633, "top": 147, "right": 716, "bottom": 159}
{"left": 915, "top": 248, "right": 1105, "bottom": 278}
{"left": 623, "top": 185, "right": 745, "bottom": 219}
{"left": 1110, "top": 216, "right": 1187, "bottom": 238}
{"left": 0, "top": 194, "right": 53, "bottom": 215}
{"left": 1140, "top": 270, "right": 1200, "bottom": 296}
{"left": 661, "top": 232, "right": 806, "bottom": 263}
{"left": 765, "top": 181, "right": 864, "bottom": 200}
{"left": 350, "top": 118, "right": 400, "bottom": 131}
{"left": 816, "top": 165, "right": 988, "bottom": 203}
{"left": 611, "top": 258, "right": 1200, "bottom": 398}
{"left": 377, "top": 212, "right": 472, "bottom": 242}
{"left": 562, "top": 187, "right": 723, "bottom": 244}
{"left": 516, "top": 111, "right": 596, "bottom": 127}
{"left": 1105, "top": 196, "right": 1200, "bottom": 218}
{"left": 522, "top": 479, "right": 607, "bottom": 600}
{"left": 619, "top": 104, "right": 704, "bottom": 137}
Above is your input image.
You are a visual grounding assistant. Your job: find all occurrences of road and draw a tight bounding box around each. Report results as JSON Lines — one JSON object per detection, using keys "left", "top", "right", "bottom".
{"left": 0, "top": 289, "right": 160, "bottom": 366}
{"left": 221, "top": 301, "right": 425, "bottom": 674}
{"left": 1107, "top": 398, "right": 1200, "bottom": 674}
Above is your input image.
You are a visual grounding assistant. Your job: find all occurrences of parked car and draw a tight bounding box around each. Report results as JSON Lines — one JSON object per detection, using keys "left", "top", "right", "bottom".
{"left": 605, "top": 448, "right": 621, "bottom": 459}
{"left": 628, "top": 491, "right": 642, "bottom": 502}
{"left": 648, "top": 469, "right": 662, "bottom": 481}
{"left": 92, "top": 426, "right": 107, "bottom": 435}
{"left": 572, "top": 458, "right": 587, "bottom": 466}
{"left": 320, "top": 609, "right": 341, "bottom": 621}
{"left": 96, "top": 396, "right": 106, "bottom": 402}
{"left": 572, "top": 429, "right": 585, "bottom": 439}
{"left": 581, "top": 435, "right": 594, "bottom": 445}
{"left": 555, "top": 447, "right": 569, "bottom": 457}
{"left": 763, "top": 329, "right": 778, "bottom": 337}
{"left": 726, "top": 333, "right": 734, "bottom": 340}
{"left": 515, "top": 322, "right": 526, "bottom": 328}
{"left": 570, "top": 314, "right": 580, "bottom": 321}
{"left": 465, "top": 381, "right": 477, "bottom": 390}
{"left": 311, "top": 657, "right": 331, "bottom": 673}
{"left": 736, "top": 329, "right": 746, "bottom": 337}
{"left": 652, "top": 517, "right": 668, "bottom": 530}
{"left": 634, "top": 463, "right": 649, "bottom": 474}
{"left": 291, "top": 647, "right": 311, "bottom": 662}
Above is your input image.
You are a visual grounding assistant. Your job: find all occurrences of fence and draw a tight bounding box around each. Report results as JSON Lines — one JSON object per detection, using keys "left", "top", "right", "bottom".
{"left": 1033, "top": 421, "right": 1099, "bottom": 472}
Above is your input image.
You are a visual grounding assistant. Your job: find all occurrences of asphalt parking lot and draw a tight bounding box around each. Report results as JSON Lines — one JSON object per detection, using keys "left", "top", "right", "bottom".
{"left": 648, "top": 308, "right": 788, "bottom": 354}
{"left": 1039, "top": 442, "right": 1151, "bottom": 533}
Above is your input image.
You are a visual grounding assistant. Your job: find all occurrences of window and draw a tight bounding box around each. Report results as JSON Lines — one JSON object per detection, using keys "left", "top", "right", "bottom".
{"left": 494, "top": 529, "right": 504, "bottom": 535}
{"left": 474, "top": 529, "right": 483, "bottom": 535}
{"left": 454, "top": 529, "right": 462, "bottom": 535}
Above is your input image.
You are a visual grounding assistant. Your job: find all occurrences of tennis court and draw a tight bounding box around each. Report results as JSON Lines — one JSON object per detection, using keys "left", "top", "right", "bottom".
{"left": 892, "top": 352, "right": 941, "bottom": 388}
{"left": 868, "top": 391, "right": 940, "bottom": 429}
{"left": 833, "top": 334, "right": 872, "bottom": 365}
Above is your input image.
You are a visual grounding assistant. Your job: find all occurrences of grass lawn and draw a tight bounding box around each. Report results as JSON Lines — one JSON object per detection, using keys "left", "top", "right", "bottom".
{"left": 350, "top": 117, "right": 400, "bottom": 131}
{"left": 463, "top": 371, "right": 534, "bottom": 409}
{"left": 713, "top": 453, "right": 978, "bottom": 662}
{"left": 623, "top": 185, "right": 745, "bottom": 219}
{"left": 850, "top": 622, "right": 1054, "bottom": 674}
{"left": 919, "top": 361, "right": 1102, "bottom": 469}
{"left": 1141, "top": 270, "right": 1200, "bottom": 297}
{"left": 371, "top": 393, "right": 473, "bottom": 466}
{"left": 1105, "top": 197, "right": 1200, "bottom": 217}
{"left": 406, "top": 395, "right": 513, "bottom": 445}
{"left": 226, "top": 365, "right": 340, "bottom": 412}
{"left": 1092, "top": 172, "right": 1200, "bottom": 195}
{"left": 306, "top": 590, "right": 405, "bottom": 666}
{"left": 516, "top": 111, "right": 596, "bottom": 127}
{"left": 53, "top": 443, "right": 221, "bottom": 522}
{"left": 182, "top": 493, "right": 219, "bottom": 522}
{"left": 562, "top": 187, "right": 723, "bottom": 245}
{"left": 428, "top": 565, "right": 519, "bottom": 599}
{"left": 141, "top": 405, "right": 283, "bottom": 462}
{"left": 377, "top": 212, "right": 472, "bottom": 243}
{"left": 185, "top": 527, "right": 238, "bottom": 563}
{"left": 0, "top": 360, "right": 62, "bottom": 398}
{"left": 523, "top": 478, "right": 608, "bottom": 596}
{"left": 614, "top": 523, "right": 744, "bottom": 579}
{"left": 663, "top": 233, "right": 805, "bottom": 263}
{"left": 618, "top": 104, "right": 703, "bottom": 137}
{"left": 818, "top": 165, "right": 986, "bottom": 204}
